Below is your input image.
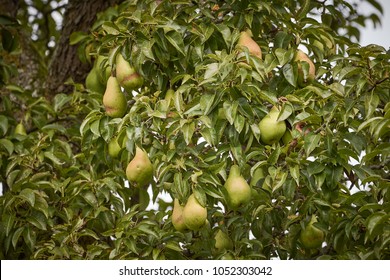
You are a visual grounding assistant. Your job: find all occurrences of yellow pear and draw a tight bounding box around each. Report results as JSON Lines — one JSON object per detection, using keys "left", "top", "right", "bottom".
{"left": 259, "top": 106, "right": 287, "bottom": 145}
{"left": 224, "top": 165, "right": 252, "bottom": 210}
{"left": 103, "top": 76, "right": 127, "bottom": 118}
{"left": 172, "top": 198, "right": 187, "bottom": 232}
{"left": 237, "top": 30, "right": 262, "bottom": 59}
{"left": 182, "top": 193, "right": 207, "bottom": 230}
{"left": 300, "top": 215, "right": 325, "bottom": 249}
{"left": 295, "top": 50, "right": 315, "bottom": 86}
{"left": 115, "top": 53, "right": 144, "bottom": 92}
{"left": 214, "top": 229, "right": 233, "bottom": 251}
{"left": 126, "top": 146, "right": 154, "bottom": 187}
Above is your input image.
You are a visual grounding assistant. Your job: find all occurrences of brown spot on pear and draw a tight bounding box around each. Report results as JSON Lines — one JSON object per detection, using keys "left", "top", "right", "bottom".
{"left": 115, "top": 53, "right": 144, "bottom": 92}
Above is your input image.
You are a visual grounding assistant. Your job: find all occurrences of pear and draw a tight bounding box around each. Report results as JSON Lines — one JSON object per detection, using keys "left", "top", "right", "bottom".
{"left": 300, "top": 216, "right": 325, "bottom": 249}
{"left": 295, "top": 50, "right": 315, "bottom": 86}
{"left": 15, "top": 122, "right": 27, "bottom": 135}
{"left": 214, "top": 229, "right": 233, "bottom": 252}
{"left": 103, "top": 76, "right": 127, "bottom": 118}
{"left": 126, "top": 146, "right": 154, "bottom": 187}
{"left": 224, "top": 165, "right": 252, "bottom": 210}
{"left": 108, "top": 137, "right": 122, "bottom": 158}
{"left": 86, "top": 67, "right": 106, "bottom": 94}
{"left": 237, "top": 30, "right": 262, "bottom": 59}
{"left": 259, "top": 106, "right": 286, "bottom": 145}
{"left": 182, "top": 193, "right": 207, "bottom": 230}
{"left": 172, "top": 198, "right": 187, "bottom": 232}
{"left": 115, "top": 53, "right": 144, "bottom": 92}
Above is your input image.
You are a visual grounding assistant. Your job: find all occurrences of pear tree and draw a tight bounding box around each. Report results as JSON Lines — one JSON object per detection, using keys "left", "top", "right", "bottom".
{"left": 0, "top": 0, "right": 389, "bottom": 260}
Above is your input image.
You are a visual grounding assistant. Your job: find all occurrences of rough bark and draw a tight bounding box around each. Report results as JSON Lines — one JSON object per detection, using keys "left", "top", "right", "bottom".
{"left": 46, "top": 0, "right": 124, "bottom": 95}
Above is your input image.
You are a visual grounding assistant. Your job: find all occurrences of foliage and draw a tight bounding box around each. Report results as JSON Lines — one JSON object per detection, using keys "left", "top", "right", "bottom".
{"left": 1, "top": 0, "right": 389, "bottom": 260}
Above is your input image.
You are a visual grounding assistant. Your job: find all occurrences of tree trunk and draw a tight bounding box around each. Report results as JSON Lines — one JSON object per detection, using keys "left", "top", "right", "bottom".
{"left": 46, "top": 0, "right": 124, "bottom": 95}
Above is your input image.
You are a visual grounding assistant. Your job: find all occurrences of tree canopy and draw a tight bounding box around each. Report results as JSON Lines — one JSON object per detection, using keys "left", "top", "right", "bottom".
{"left": 0, "top": 0, "right": 389, "bottom": 260}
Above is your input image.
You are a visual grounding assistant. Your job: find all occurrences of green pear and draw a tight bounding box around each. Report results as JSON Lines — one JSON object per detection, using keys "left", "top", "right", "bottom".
{"left": 103, "top": 76, "right": 127, "bottom": 118}
{"left": 300, "top": 215, "right": 325, "bottom": 249}
{"left": 259, "top": 106, "right": 286, "bottom": 145}
{"left": 224, "top": 165, "right": 252, "bottom": 210}
{"left": 172, "top": 198, "right": 187, "bottom": 232}
{"left": 108, "top": 137, "right": 122, "bottom": 158}
{"left": 116, "top": 53, "right": 144, "bottom": 92}
{"left": 237, "top": 30, "right": 262, "bottom": 59}
{"left": 15, "top": 122, "right": 27, "bottom": 135}
{"left": 126, "top": 146, "right": 154, "bottom": 187}
{"left": 295, "top": 50, "right": 316, "bottom": 86}
{"left": 86, "top": 67, "right": 106, "bottom": 94}
{"left": 182, "top": 193, "right": 207, "bottom": 230}
{"left": 214, "top": 229, "right": 233, "bottom": 251}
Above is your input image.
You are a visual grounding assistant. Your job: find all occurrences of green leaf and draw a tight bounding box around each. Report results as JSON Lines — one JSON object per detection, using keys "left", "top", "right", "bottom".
{"left": 0, "top": 138, "right": 14, "bottom": 155}
{"left": 102, "top": 22, "right": 120, "bottom": 35}
{"left": 181, "top": 121, "right": 195, "bottom": 145}
{"left": 19, "top": 188, "right": 36, "bottom": 207}
{"left": 2, "top": 214, "right": 15, "bottom": 236}
{"left": 304, "top": 133, "right": 321, "bottom": 156}
{"left": 282, "top": 64, "right": 297, "bottom": 87}
{"left": 69, "top": 31, "right": 89, "bottom": 45}
{"left": 12, "top": 227, "right": 24, "bottom": 249}
{"left": 365, "top": 212, "right": 389, "bottom": 242}
{"left": 165, "top": 31, "right": 185, "bottom": 56}
{"left": 26, "top": 211, "right": 47, "bottom": 230}
{"left": 0, "top": 115, "right": 9, "bottom": 136}
{"left": 44, "top": 151, "right": 64, "bottom": 165}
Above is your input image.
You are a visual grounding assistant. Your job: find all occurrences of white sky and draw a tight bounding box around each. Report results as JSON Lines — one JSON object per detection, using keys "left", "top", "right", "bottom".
{"left": 359, "top": 0, "right": 390, "bottom": 48}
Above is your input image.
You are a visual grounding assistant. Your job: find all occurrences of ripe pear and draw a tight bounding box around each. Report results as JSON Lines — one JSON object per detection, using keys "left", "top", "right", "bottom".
{"left": 126, "top": 146, "right": 154, "bottom": 187}
{"left": 115, "top": 53, "right": 144, "bottom": 92}
{"left": 103, "top": 76, "right": 127, "bottom": 118}
{"left": 224, "top": 165, "right": 252, "bottom": 210}
{"left": 259, "top": 106, "right": 287, "bottom": 145}
{"left": 15, "top": 122, "right": 27, "bottom": 135}
{"left": 300, "top": 216, "right": 325, "bottom": 249}
{"left": 237, "top": 30, "right": 262, "bottom": 59}
{"left": 214, "top": 229, "right": 233, "bottom": 251}
{"left": 182, "top": 193, "right": 207, "bottom": 230}
{"left": 172, "top": 198, "right": 187, "bottom": 232}
{"left": 295, "top": 50, "right": 315, "bottom": 86}
{"left": 108, "top": 137, "right": 122, "bottom": 158}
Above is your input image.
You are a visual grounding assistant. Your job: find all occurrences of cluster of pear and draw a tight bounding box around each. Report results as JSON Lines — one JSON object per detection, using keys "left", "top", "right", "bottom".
{"left": 235, "top": 29, "right": 316, "bottom": 146}
{"left": 85, "top": 52, "right": 144, "bottom": 118}
{"left": 172, "top": 194, "right": 207, "bottom": 231}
